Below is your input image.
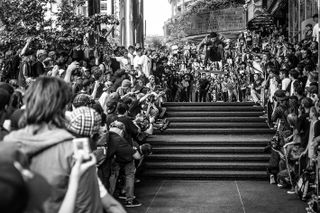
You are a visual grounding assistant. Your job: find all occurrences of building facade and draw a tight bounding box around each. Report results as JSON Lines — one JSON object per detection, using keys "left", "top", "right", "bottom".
{"left": 287, "top": 0, "right": 318, "bottom": 41}
{"left": 164, "top": 0, "right": 246, "bottom": 41}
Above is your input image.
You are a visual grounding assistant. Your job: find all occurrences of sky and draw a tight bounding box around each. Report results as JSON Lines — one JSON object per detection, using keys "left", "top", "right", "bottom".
{"left": 144, "top": 0, "right": 171, "bottom": 36}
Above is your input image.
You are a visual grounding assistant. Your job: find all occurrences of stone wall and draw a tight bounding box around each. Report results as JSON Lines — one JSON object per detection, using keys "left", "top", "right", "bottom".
{"left": 185, "top": 7, "right": 246, "bottom": 36}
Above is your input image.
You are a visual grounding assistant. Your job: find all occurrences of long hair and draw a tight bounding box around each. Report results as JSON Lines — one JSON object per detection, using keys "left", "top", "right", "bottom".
{"left": 22, "top": 77, "right": 72, "bottom": 128}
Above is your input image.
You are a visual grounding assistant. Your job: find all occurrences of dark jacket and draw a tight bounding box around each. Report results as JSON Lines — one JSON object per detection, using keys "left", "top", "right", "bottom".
{"left": 298, "top": 113, "right": 310, "bottom": 148}
{"left": 116, "top": 115, "right": 140, "bottom": 145}
{"left": 107, "top": 132, "right": 135, "bottom": 164}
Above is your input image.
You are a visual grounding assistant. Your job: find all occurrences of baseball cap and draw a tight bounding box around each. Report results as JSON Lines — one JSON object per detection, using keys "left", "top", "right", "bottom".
{"left": 73, "top": 94, "right": 94, "bottom": 108}
{"left": 66, "top": 106, "right": 102, "bottom": 137}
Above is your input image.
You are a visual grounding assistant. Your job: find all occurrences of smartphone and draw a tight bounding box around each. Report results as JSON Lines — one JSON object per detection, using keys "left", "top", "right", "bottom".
{"left": 73, "top": 138, "right": 91, "bottom": 160}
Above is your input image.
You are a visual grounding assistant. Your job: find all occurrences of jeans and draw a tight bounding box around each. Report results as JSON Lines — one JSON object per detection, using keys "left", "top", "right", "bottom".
{"left": 228, "top": 89, "right": 238, "bottom": 102}
{"left": 222, "top": 92, "right": 228, "bottom": 102}
{"left": 109, "top": 160, "right": 136, "bottom": 201}
{"left": 199, "top": 90, "right": 207, "bottom": 102}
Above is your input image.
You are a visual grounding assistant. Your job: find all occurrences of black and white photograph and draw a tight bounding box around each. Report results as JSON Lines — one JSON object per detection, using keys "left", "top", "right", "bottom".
{"left": 0, "top": 0, "right": 320, "bottom": 213}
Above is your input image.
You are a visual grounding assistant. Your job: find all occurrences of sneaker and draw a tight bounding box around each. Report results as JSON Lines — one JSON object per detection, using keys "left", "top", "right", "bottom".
{"left": 259, "top": 114, "right": 268, "bottom": 119}
{"left": 277, "top": 183, "right": 284, "bottom": 188}
{"left": 118, "top": 193, "right": 136, "bottom": 200}
{"left": 160, "top": 119, "right": 170, "bottom": 132}
{"left": 287, "top": 189, "right": 296, "bottom": 195}
{"left": 125, "top": 199, "right": 142, "bottom": 208}
{"left": 118, "top": 192, "right": 126, "bottom": 200}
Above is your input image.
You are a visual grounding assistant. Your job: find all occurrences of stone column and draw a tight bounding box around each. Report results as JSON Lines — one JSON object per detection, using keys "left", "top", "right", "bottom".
{"left": 135, "top": 0, "right": 144, "bottom": 47}
{"left": 119, "top": 0, "right": 126, "bottom": 46}
{"left": 318, "top": 0, "right": 320, "bottom": 96}
{"left": 124, "top": 0, "right": 134, "bottom": 47}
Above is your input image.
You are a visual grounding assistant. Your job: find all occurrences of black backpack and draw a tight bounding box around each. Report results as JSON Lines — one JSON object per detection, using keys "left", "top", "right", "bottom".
{"left": 296, "top": 169, "right": 316, "bottom": 200}
{"left": 93, "top": 133, "right": 109, "bottom": 167}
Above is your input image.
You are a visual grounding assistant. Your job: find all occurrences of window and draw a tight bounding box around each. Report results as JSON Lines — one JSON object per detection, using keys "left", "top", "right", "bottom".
{"left": 101, "top": 3, "right": 107, "bottom": 11}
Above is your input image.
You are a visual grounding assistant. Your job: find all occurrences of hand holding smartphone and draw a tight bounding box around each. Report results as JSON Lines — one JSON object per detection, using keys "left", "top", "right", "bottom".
{"left": 73, "top": 138, "right": 91, "bottom": 161}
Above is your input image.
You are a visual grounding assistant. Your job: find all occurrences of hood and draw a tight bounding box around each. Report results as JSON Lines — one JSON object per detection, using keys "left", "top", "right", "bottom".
{"left": 3, "top": 124, "right": 74, "bottom": 158}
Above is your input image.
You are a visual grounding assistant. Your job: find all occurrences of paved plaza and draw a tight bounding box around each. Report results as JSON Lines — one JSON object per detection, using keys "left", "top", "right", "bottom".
{"left": 128, "top": 180, "right": 306, "bottom": 213}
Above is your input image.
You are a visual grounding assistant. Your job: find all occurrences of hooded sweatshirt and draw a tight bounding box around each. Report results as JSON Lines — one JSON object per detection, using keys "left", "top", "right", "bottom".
{"left": 3, "top": 124, "right": 103, "bottom": 213}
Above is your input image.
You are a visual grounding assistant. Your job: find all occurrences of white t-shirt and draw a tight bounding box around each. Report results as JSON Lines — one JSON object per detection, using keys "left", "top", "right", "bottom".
{"left": 313, "top": 23, "right": 319, "bottom": 42}
{"left": 269, "top": 77, "right": 278, "bottom": 102}
{"left": 290, "top": 79, "right": 297, "bottom": 96}
{"left": 252, "top": 61, "right": 263, "bottom": 74}
{"left": 138, "top": 55, "right": 151, "bottom": 78}
{"left": 133, "top": 55, "right": 141, "bottom": 70}
{"left": 115, "top": 56, "right": 129, "bottom": 70}
{"left": 281, "top": 78, "right": 291, "bottom": 91}
{"left": 128, "top": 53, "right": 134, "bottom": 66}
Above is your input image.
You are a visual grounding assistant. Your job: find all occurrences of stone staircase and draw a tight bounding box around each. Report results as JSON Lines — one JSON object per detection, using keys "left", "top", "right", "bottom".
{"left": 141, "top": 102, "right": 274, "bottom": 180}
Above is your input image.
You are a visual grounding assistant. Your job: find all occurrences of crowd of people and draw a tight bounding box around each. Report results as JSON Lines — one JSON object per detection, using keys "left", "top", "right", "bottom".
{"left": 251, "top": 14, "right": 320, "bottom": 212}
{"left": 167, "top": 14, "right": 320, "bottom": 211}
{"left": 1, "top": 10, "right": 320, "bottom": 212}
{"left": 0, "top": 36, "right": 175, "bottom": 212}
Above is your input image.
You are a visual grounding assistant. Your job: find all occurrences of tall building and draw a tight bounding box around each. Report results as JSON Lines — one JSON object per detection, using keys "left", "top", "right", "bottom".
{"left": 117, "top": 0, "right": 144, "bottom": 47}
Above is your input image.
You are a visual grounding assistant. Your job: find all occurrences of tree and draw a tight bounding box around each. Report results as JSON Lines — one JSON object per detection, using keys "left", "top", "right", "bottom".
{"left": 0, "top": 0, "right": 51, "bottom": 48}
{"left": 150, "top": 37, "right": 163, "bottom": 49}
{"left": 0, "top": 0, "right": 119, "bottom": 51}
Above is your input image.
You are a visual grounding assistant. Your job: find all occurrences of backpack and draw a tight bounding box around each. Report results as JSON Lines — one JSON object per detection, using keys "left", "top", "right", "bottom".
{"left": 296, "top": 169, "right": 315, "bottom": 200}
{"left": 93, "top": 133, "right": 109, "bottom": 167}
{"left": 307, "top": 195, "right": 320, "bottom": 213}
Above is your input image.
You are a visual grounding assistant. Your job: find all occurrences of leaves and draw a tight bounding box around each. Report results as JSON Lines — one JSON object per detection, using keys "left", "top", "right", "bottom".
{"left": 0, "top": 0, "right": 119, "bottom": 51}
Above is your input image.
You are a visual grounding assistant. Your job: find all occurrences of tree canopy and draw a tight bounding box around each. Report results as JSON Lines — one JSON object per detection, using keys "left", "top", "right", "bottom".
{"left": 0, "top": 0, "right": 119, "bottom": 51}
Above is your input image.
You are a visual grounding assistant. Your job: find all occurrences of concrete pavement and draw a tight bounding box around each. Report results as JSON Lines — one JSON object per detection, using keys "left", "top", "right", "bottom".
{"left": 127, "top": 180, "right": 306, "bottom": 213}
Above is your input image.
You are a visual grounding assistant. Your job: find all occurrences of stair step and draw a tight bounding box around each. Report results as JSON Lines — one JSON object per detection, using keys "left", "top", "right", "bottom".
{"left": 148, "top": 134, "right": 270, "bottom": 147}
{"left": 147, "top": 154, "right": 269, "bottom": 162}
{"left": 144, "top": 162, "right": 268, "bottom": 170}
{"left": 167, "top": 111, "right": 264, "bottom": 117}
{"left": 158, "top": 128, "right": 274, "bottom": 135}
{"left": 143, "top": 102, "right": 270, "bottom": 180}
{"left": 142, "top": 169, "right": 267, "bottom": 180}
{"left": 166, "top": 106, "right": 263, "bottom": 112}
{"left": 147, "top": 134, "right": 272, "bottom": 142}
{"left": 167, "top": 117, "right": 266, "bottom": 122}
{"left": 169, "top": 122, "right": 268, "bottom": 128}
{"left": 164, "top": 102, "right": 255, "bottom": 106}
{"left": 149, "top": 141, "right": 268, "bottom": 147}
{"left": 152, "top": 146, "right": 265, "bottom": 154}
